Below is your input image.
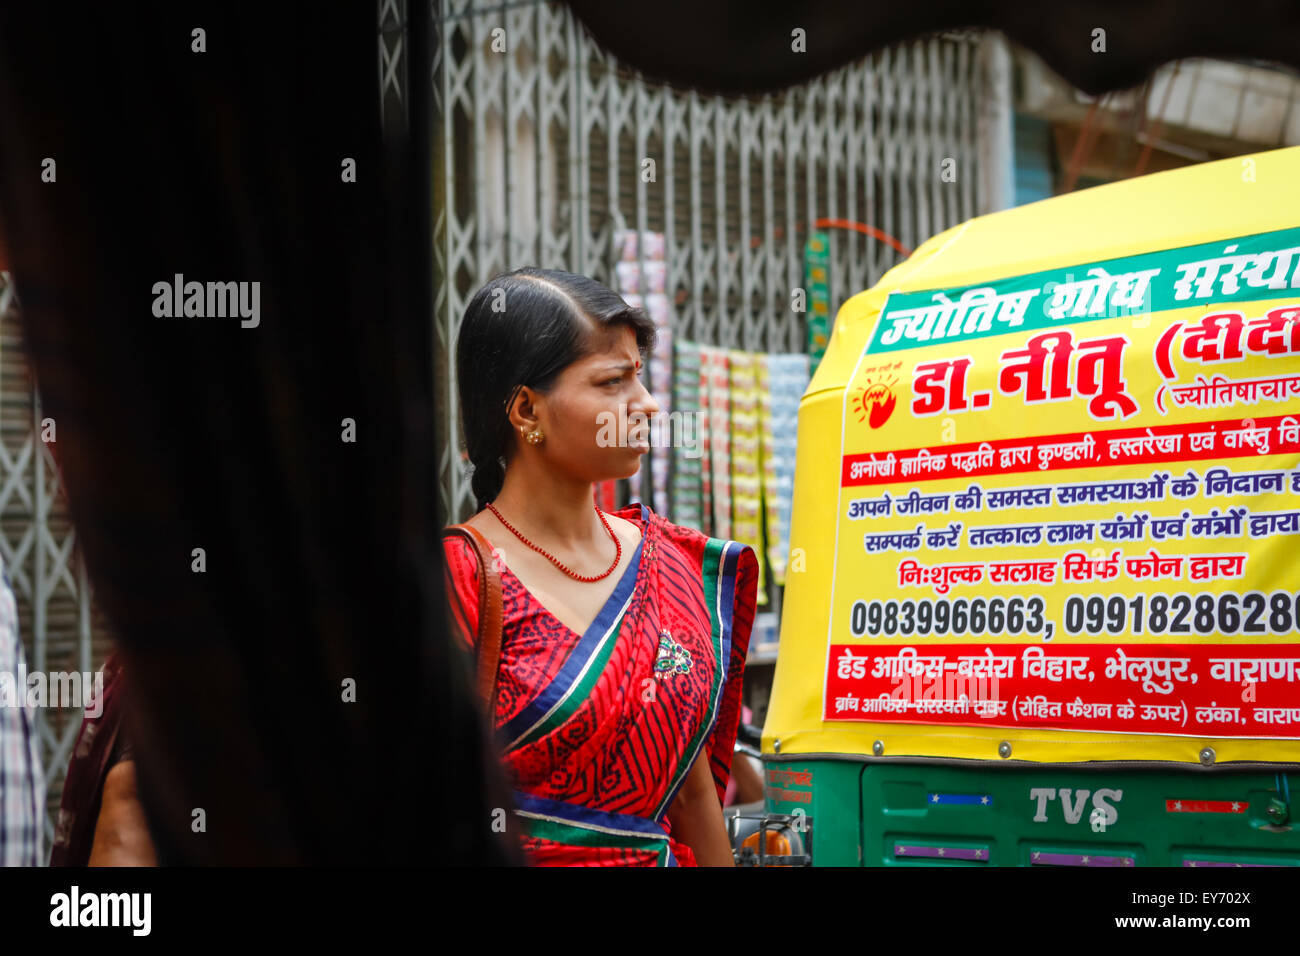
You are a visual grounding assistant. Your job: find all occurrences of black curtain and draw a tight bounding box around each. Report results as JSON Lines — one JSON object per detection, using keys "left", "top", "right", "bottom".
{"left": 0, "top": 3, "right": 515, "bottom": 864}
{"left": 0, "top": 0, "right": 1292, "bottom": 866}
{"left": 565, "top": 0, "right": 1300, "bottom": 96}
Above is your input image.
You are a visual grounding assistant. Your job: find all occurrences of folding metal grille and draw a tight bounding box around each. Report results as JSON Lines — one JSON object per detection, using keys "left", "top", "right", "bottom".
{"left": 431, "top": 0, "right": 995, "bottom": 523}
{"left": 0, "top": 272, "right": 108, "bottom": 858}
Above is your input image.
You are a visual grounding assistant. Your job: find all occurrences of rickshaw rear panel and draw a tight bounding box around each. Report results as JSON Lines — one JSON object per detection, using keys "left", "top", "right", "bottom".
{"left": 757, "top": 146, "right": 1300, "bottom": 865}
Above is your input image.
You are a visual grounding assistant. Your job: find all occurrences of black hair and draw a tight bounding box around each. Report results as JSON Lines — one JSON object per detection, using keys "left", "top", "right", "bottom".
{"left": 456, "top": 267, "right": 658, "bottom": 512}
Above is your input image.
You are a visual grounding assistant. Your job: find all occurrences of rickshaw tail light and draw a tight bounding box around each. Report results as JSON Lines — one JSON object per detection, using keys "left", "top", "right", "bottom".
{"left": 742, "top": 829, "right": 793, "bottom": 860}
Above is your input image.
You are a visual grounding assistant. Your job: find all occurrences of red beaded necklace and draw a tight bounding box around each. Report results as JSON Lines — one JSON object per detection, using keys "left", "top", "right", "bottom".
{"left": 486, "top": 501, "right": 622, "bottom": 582}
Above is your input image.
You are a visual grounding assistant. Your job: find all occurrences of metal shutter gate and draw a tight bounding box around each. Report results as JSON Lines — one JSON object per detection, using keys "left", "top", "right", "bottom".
{"left": 0, "top": 272, "right": 107, "bottom": 858}
{"left": 430, "top": 0, "right": 995, "bottom": 524}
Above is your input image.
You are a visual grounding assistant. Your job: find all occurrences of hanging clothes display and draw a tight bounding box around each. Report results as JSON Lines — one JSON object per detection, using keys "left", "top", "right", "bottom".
{"left": 758, "top": 353, "right": 809, "bottom": 588}
{"left": 805, "top": 231, "right": 832, "bottom": 375}
{"left": 613, "top": 230, "right": 672, "bottom": 511}
{"left": 670, "top": 340, "right": 704, "bottom": 530}
{"left": 727, "top": 350, "right": 767, "bottom": 606}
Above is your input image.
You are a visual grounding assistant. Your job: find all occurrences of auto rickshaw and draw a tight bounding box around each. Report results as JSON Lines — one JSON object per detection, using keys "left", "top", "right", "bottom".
{"left": 738, "top": 145, "right": 1300, "bottom": 866}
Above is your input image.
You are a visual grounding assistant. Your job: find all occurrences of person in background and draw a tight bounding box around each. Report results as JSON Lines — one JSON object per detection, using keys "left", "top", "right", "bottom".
{"left": 724, "top": 704, "right": 765, "bottom": 807}
{"left": 49, "top": 648, "right": 156, "bottom": 866}
{"left": 0, "top": 555, "right": 43, "bottom": 866}
{"left": 42, "top": 413, "right": 156, "bottom": 866}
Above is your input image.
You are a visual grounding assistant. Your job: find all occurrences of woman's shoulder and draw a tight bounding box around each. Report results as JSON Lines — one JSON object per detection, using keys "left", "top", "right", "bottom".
{"left": 441, "top": 527, "right": 483, "bottom": 604}
{"left": 442, "top": 528, "right": 480, "bottom": 567}
{"left": 441, "top": 527, "right": 483, "bottom": 651}
{"left": 603, "top": 511, "right": 644, "bottom": 550}
{"left": 635, "top": 506, "right": 713, "bottom": 554}
{"left": 642, "top": 509, "right": 760, "bottom": 584}
{"left": 443, "top": 514, "right": 505, "bottom": 564}
{"left": 609, "top": 503, "right": 759, "bottom": 578}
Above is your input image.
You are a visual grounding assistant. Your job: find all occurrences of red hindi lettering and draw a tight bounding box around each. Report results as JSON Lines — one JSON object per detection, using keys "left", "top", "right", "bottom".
{"left": 1245, "top": 305, "right": 1300, "bottom": 356}
{"left": 912, "top": 360, "right": 949, "bottom": 416}
{"left": 998, "top": 331, "right": 1073, "bottom": 405}
{"left": 1183, "top": 311, "right": 1245, "bottom": 363}
{"left": 911, "top": 359, "right": 973, "bottom": 416}
{"left": 1075, "top": 334, "right": 1138, "bottom": 419}
{"left": 1216, "top": 554, "right": 1247, "bottom": 577}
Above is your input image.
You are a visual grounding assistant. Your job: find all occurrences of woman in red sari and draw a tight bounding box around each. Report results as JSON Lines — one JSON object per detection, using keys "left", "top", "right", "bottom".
{"left": 443, "top": 267, "right": 758, "bottom": 866}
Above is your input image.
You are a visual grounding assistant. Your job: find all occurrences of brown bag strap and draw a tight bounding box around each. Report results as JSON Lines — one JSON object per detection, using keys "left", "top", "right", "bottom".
{"left": 443, "top": 523, "right": 504, "bottom": 716}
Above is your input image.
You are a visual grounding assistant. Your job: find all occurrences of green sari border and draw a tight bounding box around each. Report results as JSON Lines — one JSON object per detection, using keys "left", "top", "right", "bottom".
{"left": 516, "top": 812, "right": 675, "bottom": 866}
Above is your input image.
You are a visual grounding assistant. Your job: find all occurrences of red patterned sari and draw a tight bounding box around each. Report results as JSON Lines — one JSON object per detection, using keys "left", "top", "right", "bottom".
{"left": 443, "top": 503, "right": 758, "bottom": 866}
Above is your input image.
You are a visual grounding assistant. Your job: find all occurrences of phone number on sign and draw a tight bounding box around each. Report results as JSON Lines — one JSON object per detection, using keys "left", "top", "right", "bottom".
{"left": 849, "top": 596, "right": 1055, "bottom": 639}
{"left": 1063, "top": 590, "right": 1300, "bottom": 637}
{"left": 847, "top": 591, "right": 1300, "bottom": 640}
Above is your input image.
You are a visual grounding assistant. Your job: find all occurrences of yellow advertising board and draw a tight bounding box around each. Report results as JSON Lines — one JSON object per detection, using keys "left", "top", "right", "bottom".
{"left": 766, "top": 146, "right": 1300, "bottom": 764}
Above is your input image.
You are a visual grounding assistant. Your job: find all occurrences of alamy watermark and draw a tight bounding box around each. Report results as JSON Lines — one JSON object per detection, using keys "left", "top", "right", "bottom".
{"left": 834, "top": 671, "right": 1003, "bottom": 719}
{"left": 151, "top": 274, "right": 260, "bottom": 328}
{"left": 596, "top": 405, "right": 705, "bottom": 457}
{"left": 0, "top": 668, "right": 104, "bottom": 716}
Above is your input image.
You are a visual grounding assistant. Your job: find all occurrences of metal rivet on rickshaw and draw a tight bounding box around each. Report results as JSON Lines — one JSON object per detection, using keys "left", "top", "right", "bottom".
{"left": 773, "top": 738, "right": 781, "bottom": 753}
{"left": 872, "top": 740, "right": 883, "bottom": 756}
{"left": 998, "top": 741, "right": 1012, "bottom": 759}
{"left": 1199, "top": 747, "right": 1216, "bottom": 766}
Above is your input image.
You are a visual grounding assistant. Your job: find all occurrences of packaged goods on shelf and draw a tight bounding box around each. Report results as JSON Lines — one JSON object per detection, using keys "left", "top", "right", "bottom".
{"left": 700, "top": 345, "right": 731, "bottom": 540}
{"left": 728, "top": 349, "right": 766, "bottom": 605}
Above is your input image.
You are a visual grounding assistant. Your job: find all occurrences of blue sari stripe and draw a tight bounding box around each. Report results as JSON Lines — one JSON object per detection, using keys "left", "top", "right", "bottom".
{"left": 717, "top": 541, "right": 740, "bottom": 684}
{"left": 501, "top": 535, "right": 645, "bottom": 748}
{"left": 513, "top": 789, "right": 669, "bottom": 840}
{"left": 503, "top": 605, "right": 627, "bottom": 752}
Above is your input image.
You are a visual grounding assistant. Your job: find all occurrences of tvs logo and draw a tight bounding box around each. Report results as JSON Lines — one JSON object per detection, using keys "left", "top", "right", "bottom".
{"left": 852, "top": 375, "right": 898, "bottom": 429}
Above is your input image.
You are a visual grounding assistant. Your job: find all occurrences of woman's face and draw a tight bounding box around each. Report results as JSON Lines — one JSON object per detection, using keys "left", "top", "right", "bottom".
{"left": 520, "top": 323, "right": 661, "bottom": 482}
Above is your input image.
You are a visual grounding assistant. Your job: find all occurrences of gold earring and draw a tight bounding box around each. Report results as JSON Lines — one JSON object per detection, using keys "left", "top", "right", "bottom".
{"left": 526, "top": 428, "right": 545, "bottom": 445}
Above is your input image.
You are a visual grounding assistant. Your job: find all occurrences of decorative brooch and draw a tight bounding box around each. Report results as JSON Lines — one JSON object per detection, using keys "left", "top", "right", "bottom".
{"left": 654, "top": 628, "right": 693, "bottom": 679}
